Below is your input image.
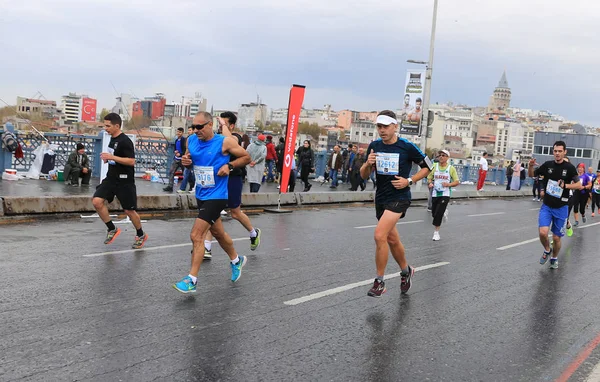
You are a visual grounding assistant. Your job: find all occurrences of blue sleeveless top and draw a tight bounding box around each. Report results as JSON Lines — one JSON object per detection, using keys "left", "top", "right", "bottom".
{"left": 187, "top": 134, "right": 229, "bottom": 201}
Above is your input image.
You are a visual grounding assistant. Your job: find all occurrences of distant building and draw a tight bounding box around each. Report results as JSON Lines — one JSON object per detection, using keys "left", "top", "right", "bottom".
{"left": 349, "top": 120, "right": 376, "bottom": 145}
{"left": 238, "top": 102, "right": 267, "bottom": 130}
{"left": 16, "top": 97, "right": 58, "bottom": 119}
{"left": 534, "top": 131, "right": 600, "bottom": 168}
{"left": 487, "top": 71, "right": 511, "bottom": 113}
{"left": 60, "top": 93, "right": 97, "bottom": 124}
{"left": 132, "top": 93, "right": 167, "bottom": 120}
{"left": 337, "top": 110, "right": 377, "bottom": 130}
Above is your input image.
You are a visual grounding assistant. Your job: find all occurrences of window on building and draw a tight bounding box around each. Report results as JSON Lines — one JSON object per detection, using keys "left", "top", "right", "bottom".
{"left": 534, "top": 146, "right": 542, "bottom": 154}
{"left": 368, "top": 133, "right": 373, "bottom": 137}
{"left": 567, "top": 148, "right": 575, "bottom": 157}
{"left": 583, "top": 149, "right": 592, "bottom": 158}
{"left": 543, "top": 147, "right": 550, "bottom": 155}
{"left": 355, "top": 132, "right": 359, "bottom": 136}
{"left": 576, "top": 149, "right": 583, "bottom": 157}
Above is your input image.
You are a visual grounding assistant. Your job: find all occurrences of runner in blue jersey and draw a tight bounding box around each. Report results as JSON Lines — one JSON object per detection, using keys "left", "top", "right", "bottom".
{"left": 173, "top": 112, "right": 251, "bottom": 294}
{"left": 360, "top": 110, "right": 433, "bottom": 297}
{"left": 531, "top": 141, "right": 582, "bottom": 270}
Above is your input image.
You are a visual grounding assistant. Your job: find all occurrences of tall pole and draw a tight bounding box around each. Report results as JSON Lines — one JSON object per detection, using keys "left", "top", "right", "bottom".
{"left": 419, "top": 0, "right": 438, "bottom": 154}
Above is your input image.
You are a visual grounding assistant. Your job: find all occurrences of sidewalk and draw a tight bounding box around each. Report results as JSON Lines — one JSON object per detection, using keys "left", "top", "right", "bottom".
{"left": 0, "top": 177, "right": 531, "bottom": 216}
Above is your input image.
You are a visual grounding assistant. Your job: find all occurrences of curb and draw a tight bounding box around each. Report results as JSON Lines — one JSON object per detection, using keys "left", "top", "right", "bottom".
{"left": 0, "top": 189, "right": 531, "bottom": 216}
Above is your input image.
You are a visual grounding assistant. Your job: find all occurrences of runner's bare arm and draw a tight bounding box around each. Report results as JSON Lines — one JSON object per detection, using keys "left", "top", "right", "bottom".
{"left": 223, "top": 137, "right": 251, "bottom": 168}
{"left": 219, "top": 118, "right": 232, "bottom": 138}
{"left": 100, "top": 153, "right": 135, "bottom": 167}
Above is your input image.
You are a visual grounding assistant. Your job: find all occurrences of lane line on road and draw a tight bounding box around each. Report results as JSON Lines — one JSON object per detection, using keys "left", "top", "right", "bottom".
{"left": 283, "top": 261, "right": 450, "bottom": 306}
{"left": 497, "top": 238, "right": 539, "bottom": 250}
{"left": 354, "top": 220, "right": 424, "bottom": 229}
{"left": 496, "top": 222, "right": 600, "bottom": 251}
{"left": 83, "top": 237, "right": 249, "bottom": 258}
{"left": 557, "top": 331, "right": 600, "bottom": 382}
{"left": 467, "top": 212, "right": 506, "bottom": 217}
{"left": 530, "top": 208, "right": 540, "bottom": 211}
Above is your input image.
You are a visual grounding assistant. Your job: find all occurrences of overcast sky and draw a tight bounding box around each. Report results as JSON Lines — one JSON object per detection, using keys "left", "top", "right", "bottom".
{"left": 1, "top": 0, "right": 599, "bottom": 125}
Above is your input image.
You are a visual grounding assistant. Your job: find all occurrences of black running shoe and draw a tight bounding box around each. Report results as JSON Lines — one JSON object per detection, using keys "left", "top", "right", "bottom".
{"left": 367, "top": 279, "right": 386, "bottom": 297}
{"left": 400, "top": 266, "right": 415, "bottom": 294}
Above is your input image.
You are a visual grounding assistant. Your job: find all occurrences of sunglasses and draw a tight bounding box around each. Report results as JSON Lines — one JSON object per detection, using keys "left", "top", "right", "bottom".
{"left": 192, "top": 122, "right": 211, "bottom": 130}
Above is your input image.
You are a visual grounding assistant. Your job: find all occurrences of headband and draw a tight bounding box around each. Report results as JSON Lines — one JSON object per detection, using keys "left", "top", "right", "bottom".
{"left": 376, "top": 115, "right": 398, "bottom": 125}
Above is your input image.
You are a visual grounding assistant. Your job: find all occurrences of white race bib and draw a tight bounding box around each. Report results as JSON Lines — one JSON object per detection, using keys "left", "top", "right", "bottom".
{"left": 434, "top": 178, "right": 447, "bottom": 192}
{"left": 546, "top": 179, "right": 563, "bottom": 199}
{"left": 194, "top": 166, "right": 215, "bottom": 188}
{"left": 376, "top": 153, "right": 400, "bottom": 175}
{"left": 594, "top": 182, "right": 600, "bottom": 191}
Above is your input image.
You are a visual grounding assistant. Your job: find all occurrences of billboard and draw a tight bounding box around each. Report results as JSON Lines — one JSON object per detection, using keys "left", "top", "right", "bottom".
{"left": 279, "top": 84, "right": 306, "bottom": 194}
{"left": 81, "top": 97, "right": 97, "bottom": 122}
{"left": 399, "top": 70, "right": 426, "bottom": 135}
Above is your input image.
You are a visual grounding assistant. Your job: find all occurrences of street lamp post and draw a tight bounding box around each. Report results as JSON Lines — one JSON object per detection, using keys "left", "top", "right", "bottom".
{"left": 416, "top": 0, "right": 439, "bottom": 155}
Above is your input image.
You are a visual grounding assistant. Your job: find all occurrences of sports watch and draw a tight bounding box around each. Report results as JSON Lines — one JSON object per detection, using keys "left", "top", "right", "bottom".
{"left": 228, "top": 163, "right": 234, "bottom": 171}
{"left": 407, "top": 177, "right": 414, "bottom": 186}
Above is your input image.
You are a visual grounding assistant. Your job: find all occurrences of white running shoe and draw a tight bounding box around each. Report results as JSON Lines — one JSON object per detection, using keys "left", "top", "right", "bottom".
{"left": 220, "top": 210, "right": 227, "bottom": 216}
{"left": 432, "top": 231, "right": 441, "bottom": 241}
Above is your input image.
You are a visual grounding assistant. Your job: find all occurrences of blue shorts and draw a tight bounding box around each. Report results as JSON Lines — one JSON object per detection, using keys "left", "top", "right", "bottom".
{"left": 227, "top": 175, "right": 243, "bottom": 209}
{"left": 539, "top": 203, "right": 568, "bottom": 237}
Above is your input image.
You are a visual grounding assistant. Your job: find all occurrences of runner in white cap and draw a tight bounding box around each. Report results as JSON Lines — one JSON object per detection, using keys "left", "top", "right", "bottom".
{"left": 360, "top": 110, "right": 432, "bottom": 297}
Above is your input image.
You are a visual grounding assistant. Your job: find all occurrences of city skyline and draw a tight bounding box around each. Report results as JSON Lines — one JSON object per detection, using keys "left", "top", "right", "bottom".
{"left": 1, "top": 1, "right": 599, "bottom": 125}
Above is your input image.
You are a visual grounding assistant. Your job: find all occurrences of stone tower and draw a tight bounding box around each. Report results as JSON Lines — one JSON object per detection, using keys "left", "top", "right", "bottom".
{"left": 488, "top": 71, "right": 511, "bottom": 112}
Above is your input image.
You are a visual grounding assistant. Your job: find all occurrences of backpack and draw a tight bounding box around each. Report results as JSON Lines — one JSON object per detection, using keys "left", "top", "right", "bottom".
{"left": 2, "top": 131, "right": 18, "bottom": 152}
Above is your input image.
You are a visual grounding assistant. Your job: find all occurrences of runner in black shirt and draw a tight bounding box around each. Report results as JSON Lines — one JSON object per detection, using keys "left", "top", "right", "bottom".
{"left": 92, "top": 113, "right": 148, "bottom": 249}
{"left": 360, "top": 110, "right": 433, "bottom": 297}
{"left": 530, "top": 141, "right": 581, "bottom": 269}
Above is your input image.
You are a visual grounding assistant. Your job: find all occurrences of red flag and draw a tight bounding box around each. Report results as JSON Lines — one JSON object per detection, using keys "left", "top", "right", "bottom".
{"left": 279, "top": 84, "right": 306, "bottom": 193}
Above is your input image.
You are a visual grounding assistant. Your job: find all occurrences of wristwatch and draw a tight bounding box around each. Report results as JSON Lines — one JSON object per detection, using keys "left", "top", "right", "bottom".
{"left": 407, "top": 178, "right": 414, "bottom": 186}
{"left": 228, "top": 163, "right": 234, "bottom": 171}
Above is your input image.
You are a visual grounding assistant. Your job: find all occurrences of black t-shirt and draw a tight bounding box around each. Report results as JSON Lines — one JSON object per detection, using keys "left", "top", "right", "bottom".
{"left": 106, "top": 133, "right": 135, "bottom": 183}
{"left": 229, "top": 133, "right": 244, "bottom": 177}
{"left": 535, "top": 160, "right": 579, "bottom": 208}
{"left": 366, "top": 138, "right": 432, "bottom": 204}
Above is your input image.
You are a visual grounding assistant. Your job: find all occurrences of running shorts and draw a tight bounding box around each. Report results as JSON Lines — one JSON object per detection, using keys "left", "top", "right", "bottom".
{"left": 375, "top": 200, "right": 411, "bottom": 221}
{"left": 539, "top": 203, "right": 568, "bottom": 237}
{"left": 197, "top": 199, "right": 228, "bottom": 225}
{"left": 93, "top": 180, "right": 137, "bottom": 210}
{"left": 227, "top": 175, "right": 243, "bottom": 209}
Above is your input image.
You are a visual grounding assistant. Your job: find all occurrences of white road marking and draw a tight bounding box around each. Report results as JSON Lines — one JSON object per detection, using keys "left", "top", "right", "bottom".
{"left": 354, "top": 220, "right": 424, "bottom": 229}
{"left": 586, "top": 360, "right": 600, "bottom": 382}
{"left": 467, "top": 212, "right": 506, "bottom": 217}
{"left": 497, "top": 238, "right": 539, "bottom": 250}
{"left": 283, "top": 262, "right": 450, "bottom": 306}
{"left": 529, "top": 208, "right": 540, "bottom": 211}
{"left": 83, "top": 237, "right": 249, "bottom": 257}
{"left": 577, "top": 222, "right": 600, "bottom": 230}
{"left": 282, "top": 248, "right": 291, "bottom": 251}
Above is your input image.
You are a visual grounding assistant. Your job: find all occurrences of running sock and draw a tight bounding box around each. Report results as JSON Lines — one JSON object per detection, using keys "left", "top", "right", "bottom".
{"left": 544, "top": 249, "right": 552, "bottom": 255}
{"left": 136, "top": 228, "right": 144, "bottom": 237}
{"left": 204, "top": 240, "right": 212, "bottom": 251}
{"left": 231, "top": 256, "right": 240, "bottom": 265}
{"left": 249, "top": 228, "right": 257, "bottom": 238}
{"left": 401, "top": 266, "right": 410, "bottom": 274}
{"left": 550, "top": 257, "right": 558, "bottom": 261}
{"left": 188, "top": 274, "right": 197, "bottom": 284}
{"left": 376, "top": 276, "right": 384, "bottom": 282}
{"left": 106, "top": 221, "right": 116, "bottom": 231}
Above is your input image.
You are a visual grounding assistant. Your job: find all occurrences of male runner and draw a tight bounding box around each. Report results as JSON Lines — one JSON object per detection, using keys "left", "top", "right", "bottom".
{"left": 203, "top": 111, "right": 262, "bottom": 259}
{"left": 92, "top": 113, "right": 148, "bottom": 249}
{"left": 427, "top": 149, "right": 459, "bottom": 241}
{"left": 173, "top": 112, "right": 251, "bottom": 293}
{"left": 530, "top": 141, "right": 581, "bottom": 269}
{"left": 360, "top": 110, "right": 432, "bottom": 297}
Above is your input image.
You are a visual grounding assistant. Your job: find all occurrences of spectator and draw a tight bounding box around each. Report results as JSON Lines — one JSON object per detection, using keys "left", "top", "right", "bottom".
{"left": 296, "top": 140, "right": 315, "bottom": 192}
{"left": 349, "top": 146, "right": 366, "bottom": 191}
{"left": 343, "top": 143, "right": 354, "bottom": 184}
{"left": 178, "top": 126, "right": 195, "bottom": 194}
{"left": 242, "top": 134, "right": 251, "bottom": 150}
{"left": 520, "top": 162, "right": 527, "bottom": 190}
{"left": 327, "top": 145, "right": 343, "bottom": 189}
{"left": 506, "top": 160, "right": 514, "bottom": 191}
{"left": 477, "top": 152, "right": 488, "bottom": 191}
{"left": 65, "top": 143, "right": 90, "bottom": 186}
{"left": 265, "top": 135, "right": 277, "bottom": 182}
{"left": 275, "top": 137, "right": 285, "bottom": 182}
{"left": 246, "top": 135, "right": 267, "bottom": 193}
{"left": 163, "top": 127, "right": 186, "bottom": 192}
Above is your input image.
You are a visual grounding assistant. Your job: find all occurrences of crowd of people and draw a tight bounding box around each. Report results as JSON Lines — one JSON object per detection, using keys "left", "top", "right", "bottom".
{"left": 88, "top": 109, "right": 594, "bottom": 298}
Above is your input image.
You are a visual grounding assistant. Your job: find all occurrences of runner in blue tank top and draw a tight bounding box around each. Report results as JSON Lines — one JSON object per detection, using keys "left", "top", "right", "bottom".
{"left": 173, "top": 112, "right": 251, "bottom": 294}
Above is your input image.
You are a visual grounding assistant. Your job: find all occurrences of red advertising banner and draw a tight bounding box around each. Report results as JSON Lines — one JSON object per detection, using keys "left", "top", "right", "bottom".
{"left": 279, "top": 84, "right": 306, "bottom": 194}
{"left": 81, "top": 98, "right": 97, "bottom": 122}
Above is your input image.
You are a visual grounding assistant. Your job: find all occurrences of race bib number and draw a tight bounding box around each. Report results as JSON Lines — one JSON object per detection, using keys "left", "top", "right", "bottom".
{"left": 546, "top": 179, "right": 563, "bottom": 199}
{"left": 434, "top": 178, "right": 447, "bottom": 192}
{"left": 107, "top": 148, "right": 116, "bottom": 165}
{"left": 594, "top": 182, "right": 600, "bottom": 191}
{"left": 376, "top": 153, "right": 399, "bottom": 175}
{"left": 194, "top": 166, "right": 215, "bottom": 188}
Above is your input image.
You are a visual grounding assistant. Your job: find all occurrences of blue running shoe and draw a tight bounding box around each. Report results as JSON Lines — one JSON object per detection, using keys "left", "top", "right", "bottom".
{"left": 173, "top": 276, "right": 197, "bottom": 294}
{"left": 549, "top": 258, "right": 558, "bottom": 269}
{"left": 540, "top": 249, "right": 552, "bottom": 265}
{"left": 230, "top": 256, "right": 247, "bottom": 283}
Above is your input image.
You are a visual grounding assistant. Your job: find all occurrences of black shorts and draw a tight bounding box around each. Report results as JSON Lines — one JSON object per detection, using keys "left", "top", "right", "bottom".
{"left": 93, "top": 180, "right": 137, "bottom": 210}
{"left": 197, "top": 199, "right": 228, "bottom": 225}
{"left": 375, "top": 200, "right": 411, "bottom": 221}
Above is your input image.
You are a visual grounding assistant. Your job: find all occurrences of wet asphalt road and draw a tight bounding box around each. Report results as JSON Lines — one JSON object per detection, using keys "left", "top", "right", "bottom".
{"left": 2, "top": 198, "right": 600, "bottom": 381}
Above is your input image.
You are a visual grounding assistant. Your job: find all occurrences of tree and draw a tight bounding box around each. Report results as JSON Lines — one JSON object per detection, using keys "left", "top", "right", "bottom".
{"left": 124, "top": 115, "right": 152, "bottom": 130}
{"left": 0, "top": 105, "right": 17, "bottom": 121}
{"left": 267, "top": 121, "right": 282, "bottom": 134}
{"left": 425, "top": 147, "right": 439, "bottom": 159}
{"left": 298, "top": 121, "right": 322, "bottom": 141}
{"left": 99, "top": 108, "right": 111, "bottom": 121}
{"left": 254, "top": 120, "right": 265, "bottom": 130}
